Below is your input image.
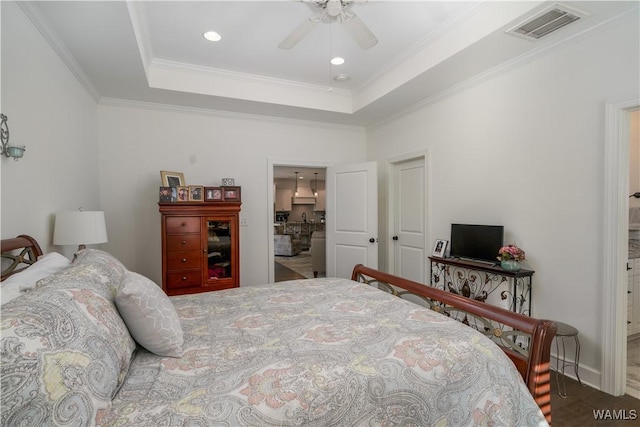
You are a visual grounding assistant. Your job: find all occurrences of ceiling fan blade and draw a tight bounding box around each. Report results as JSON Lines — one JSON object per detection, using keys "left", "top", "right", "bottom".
{"left": 278, "top": 17, "right": 319, "bottom": 49}
{"left": 341, "top": 13, "right": 378, "bottom": 49}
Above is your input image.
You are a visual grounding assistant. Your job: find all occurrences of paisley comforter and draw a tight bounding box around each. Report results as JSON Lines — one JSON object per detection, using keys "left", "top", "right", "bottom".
{"left": 103, "top": 278, "right": 547, "bottom": 426}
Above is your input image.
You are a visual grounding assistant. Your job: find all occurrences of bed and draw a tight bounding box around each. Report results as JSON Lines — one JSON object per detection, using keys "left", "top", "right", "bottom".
{"left": 1, "top": 235, "right": 555, "bottom": 426}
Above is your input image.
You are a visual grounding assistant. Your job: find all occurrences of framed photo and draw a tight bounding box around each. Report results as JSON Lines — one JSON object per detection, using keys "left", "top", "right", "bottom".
{"left": 176, "top": 186, "right": 189, "bottom": 202}
{"left": 159, "top": 186, "right": 174, "bottom": 202}
{"left": 160, "top": 171, "right": 185, "bottom": 187}
{"left": 432, "top": 239, "right": 448, "bottom": 258}
{"left": 205, "top": 187, "right": 224, "bottom": 201}
{"left": 223, "top": 186, "right": 241, "bottom": 202}
{"left": 189, "top": 185, "right": 204, "bottom": 202}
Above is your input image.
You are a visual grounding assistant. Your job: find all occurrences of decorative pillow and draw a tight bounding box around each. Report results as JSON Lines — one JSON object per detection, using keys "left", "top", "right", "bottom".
{"left": 0, "top": 286, "right": 136, "bottom": 425}
{"left": 36, "top": 249, "right": 126, "bottom": 301}
{"left": 1, "top": 252, "right": 71, "bottom": 305}
{"left": 115, "top": 271, "right": 184, "bottom": 357}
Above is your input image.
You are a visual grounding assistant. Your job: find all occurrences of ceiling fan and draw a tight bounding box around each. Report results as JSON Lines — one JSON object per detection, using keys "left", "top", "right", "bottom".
{"left": 279, "top": 0, "right": 378, "bottom": 50}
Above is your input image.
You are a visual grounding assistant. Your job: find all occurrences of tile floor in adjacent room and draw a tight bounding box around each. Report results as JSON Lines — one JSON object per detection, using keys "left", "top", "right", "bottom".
{"left": 628, "top": 335, "right": 640, "bottom": 399}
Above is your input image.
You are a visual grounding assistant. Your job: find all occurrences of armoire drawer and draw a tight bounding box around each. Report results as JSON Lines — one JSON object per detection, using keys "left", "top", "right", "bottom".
{"left": 167, "top": 251, "right": 201, "bottom": 270}
{"left": 167, "top": 270, "right": 202, "bottom": 289}
{"left": 166, "top": 217, "right": 200, "bottom": 234}
{"left": 166, "top": 234, "right": 201, "bottom": 252}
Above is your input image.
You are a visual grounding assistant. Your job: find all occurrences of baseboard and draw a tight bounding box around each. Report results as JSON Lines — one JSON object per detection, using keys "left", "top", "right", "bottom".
{"left": 550, "top": 354, "right": 601, "bottom": 392}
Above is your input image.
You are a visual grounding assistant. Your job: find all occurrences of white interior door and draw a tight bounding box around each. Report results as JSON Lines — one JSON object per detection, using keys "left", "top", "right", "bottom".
{"left": 326, "top": 162, "right": 378, "bottom": 278}
{"left": 392, "top": 158, "right": 426, "bottom": 282}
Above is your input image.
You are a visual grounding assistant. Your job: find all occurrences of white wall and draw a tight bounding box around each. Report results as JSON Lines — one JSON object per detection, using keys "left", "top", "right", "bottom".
{"left": 97, "top": 104, "right": 365, "bottom": 286}
{"left": 367, "top": 17, "right": 639, "bottom": 381}
{"left": 1, "top": 1, "right": 100, "bottom": 258}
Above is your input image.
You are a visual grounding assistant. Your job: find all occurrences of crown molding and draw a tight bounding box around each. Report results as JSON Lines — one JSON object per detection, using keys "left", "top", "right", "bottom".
{"left": 125, "top": 0, "right": 152, "bottom": 80}
{"left": 150, "top": 58, "right": 352, "bottom": 97}
{"left": 18, "top": 1, "right": 101, "bottom": 102}
{"left": 98, "top": 97, "right": 365, "bottom": 132}
{"left": 368, "top": 5, "right": 639, "bottom": 132}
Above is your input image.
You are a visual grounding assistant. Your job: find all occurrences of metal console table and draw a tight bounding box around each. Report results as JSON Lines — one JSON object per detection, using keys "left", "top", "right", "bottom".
{"left": 428, "top": 256, "right": 534, "bottom": 316}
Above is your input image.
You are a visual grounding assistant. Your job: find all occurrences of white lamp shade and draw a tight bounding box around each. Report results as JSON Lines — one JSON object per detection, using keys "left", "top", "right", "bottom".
{"left": 53, "top": 211, "right": 108, "bottom": 246}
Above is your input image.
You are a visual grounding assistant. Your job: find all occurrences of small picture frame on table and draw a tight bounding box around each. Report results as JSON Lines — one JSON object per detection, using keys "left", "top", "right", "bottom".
{"left": 432, "top": 239, "right": 448, "bottom": 258}
{"left": 160, "top": 171, "right": 185, "bottom": 187}
{"left": 176, "top": 186, "right": 189, "bottom": 202}
{"left": 205, "top": 187, "right": 224, "bottom": 201}
{"left": 223, "top": 186, "right": 241, "bottom": 202}
{"left": 189, "top": 185, "right": 204, "bottom": 202}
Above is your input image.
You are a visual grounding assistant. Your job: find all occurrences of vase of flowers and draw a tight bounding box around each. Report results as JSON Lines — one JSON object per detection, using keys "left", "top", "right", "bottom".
{"left": 497, "top": 244, "right": 525, "bottom": 272}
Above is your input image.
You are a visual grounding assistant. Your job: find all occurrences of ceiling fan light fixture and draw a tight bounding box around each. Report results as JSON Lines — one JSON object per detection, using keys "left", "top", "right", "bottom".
{"left": 326, "top": 0, "right": 343, "bottom": 17}
{"left": 203, "top": 31, "right": 221, "bottom": 42}
{"left": 330, "top": 57, "right": 345, "bottom": 65}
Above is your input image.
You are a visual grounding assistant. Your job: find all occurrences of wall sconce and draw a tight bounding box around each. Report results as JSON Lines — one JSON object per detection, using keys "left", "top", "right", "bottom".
{"left": 0, "top": 114, "right": 26, "bottom": 161}
{"left": 54, "top": 208, "right": 108, "bottom": 251}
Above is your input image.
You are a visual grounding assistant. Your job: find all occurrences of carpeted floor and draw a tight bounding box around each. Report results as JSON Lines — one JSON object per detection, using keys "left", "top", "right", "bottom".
{"left": 275, "top": 251, "right": 325, "bottom": 279}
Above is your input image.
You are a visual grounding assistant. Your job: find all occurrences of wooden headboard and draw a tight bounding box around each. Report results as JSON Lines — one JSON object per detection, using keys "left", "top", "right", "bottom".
{"left": 351, "top": 264, "right": 556, "bottom": 425}
{"left": 1, "top": 235, "right": 43, "bottom": 281}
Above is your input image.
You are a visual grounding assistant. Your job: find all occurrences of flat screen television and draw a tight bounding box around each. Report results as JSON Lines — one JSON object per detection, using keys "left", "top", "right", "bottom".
{"left": 449, "top": 223, "right": 504, "bottom": 263}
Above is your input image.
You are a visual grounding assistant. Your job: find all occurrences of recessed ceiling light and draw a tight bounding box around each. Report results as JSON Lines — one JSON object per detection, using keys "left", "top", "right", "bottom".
{"left": 203, "top": 31, "right": 221, "bottom": 42}
{"left": 334, "top": 74, "right": 350, "bottom": 82}
{"left": 330, "top": 57, "right": 345, "bottom": 65}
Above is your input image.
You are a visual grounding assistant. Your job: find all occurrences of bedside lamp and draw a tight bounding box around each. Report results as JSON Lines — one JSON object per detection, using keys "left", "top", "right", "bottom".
{"left": 54, "top": 209, "right": 108, "bottom": 251}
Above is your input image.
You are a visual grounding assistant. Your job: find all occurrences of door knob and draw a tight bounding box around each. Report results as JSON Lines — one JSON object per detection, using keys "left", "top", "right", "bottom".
{"left": 392, "top": 236, "right": 398, "bottom": 240}
{"left": 369, "top": 238, "right": 376, "bottom": 243}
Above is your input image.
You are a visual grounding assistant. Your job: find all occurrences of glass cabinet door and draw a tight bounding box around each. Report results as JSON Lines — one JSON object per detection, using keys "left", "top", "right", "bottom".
{"left": 206, "top": 219, "right": 233, "bottom": 282}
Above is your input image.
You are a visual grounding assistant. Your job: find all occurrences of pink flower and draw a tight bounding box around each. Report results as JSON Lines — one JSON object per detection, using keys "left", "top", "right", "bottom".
{"left": 497, "top": 244, "right": 525, "bottom": 261}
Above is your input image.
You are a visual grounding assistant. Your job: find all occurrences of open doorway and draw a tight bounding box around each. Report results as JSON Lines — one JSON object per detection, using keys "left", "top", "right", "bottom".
{"left": 627, "top": 110, "right": 640, "bottom": 398}
{"left": 602, "top": 99, "right": 640, "bottom": 397}
{"left": 273, "top": 165, "right": 327, "bottom": 282}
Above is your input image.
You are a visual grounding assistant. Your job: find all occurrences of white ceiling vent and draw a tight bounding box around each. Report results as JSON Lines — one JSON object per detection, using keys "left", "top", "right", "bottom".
{"left": 506, "top": 3, "right": 587, "bottom": 41}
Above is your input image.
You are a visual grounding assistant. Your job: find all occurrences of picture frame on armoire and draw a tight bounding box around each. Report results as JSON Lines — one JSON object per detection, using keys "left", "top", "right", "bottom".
{"left": 205, "top": 187, "right": 224, "bottom": 201}
{"left": 160, "top": 171, "right": 185, "bottom": 187}
{"left": 176, "top": 186, "right": 189, "bottom": 202}
{"left": 159, "top": 187, "right": 175, "bottom": 202}
{"left": 189, "top": 186, "right": 204, "bottom": 202}
{"left": 223, "top": 186, "right": 241, "bottom": 202}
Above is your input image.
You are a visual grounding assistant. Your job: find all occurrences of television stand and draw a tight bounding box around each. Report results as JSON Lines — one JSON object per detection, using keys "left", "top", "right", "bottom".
{"left": 428, "top": 256, "right": 534, "bottom": 316}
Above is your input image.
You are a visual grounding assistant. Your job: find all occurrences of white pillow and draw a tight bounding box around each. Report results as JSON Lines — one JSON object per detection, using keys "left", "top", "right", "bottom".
{"left": 115, "top": 271, "right": 184, "bottom": 357}
{"left": 1, "top": 252, "right": 71, "bottom": 305}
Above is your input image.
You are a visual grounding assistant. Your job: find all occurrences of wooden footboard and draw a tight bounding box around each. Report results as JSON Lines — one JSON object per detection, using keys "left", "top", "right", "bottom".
{"left": 351, "top": 264, "right": 556, "bottom": 424}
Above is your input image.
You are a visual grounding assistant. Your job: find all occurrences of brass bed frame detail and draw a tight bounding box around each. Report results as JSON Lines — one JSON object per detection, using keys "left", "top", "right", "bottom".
{"left": 352, "top": 264, "right": 556, "bottom": 425}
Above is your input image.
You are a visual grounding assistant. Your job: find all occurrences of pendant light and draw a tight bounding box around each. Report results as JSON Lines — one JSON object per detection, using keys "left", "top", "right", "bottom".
{"left": 313, "top": 173, "right": 318, "bottom": 197}
{"left": 294, "top": 171, "right": 299, "bottom": 196}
